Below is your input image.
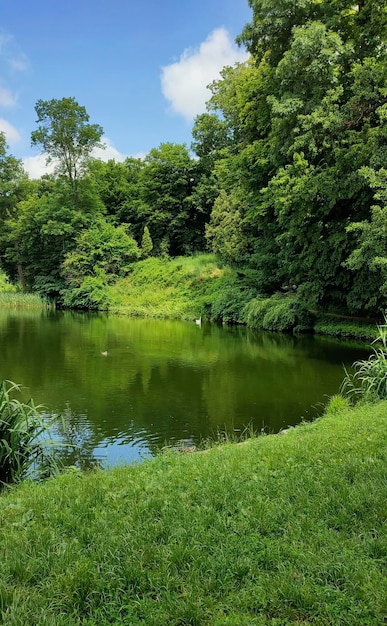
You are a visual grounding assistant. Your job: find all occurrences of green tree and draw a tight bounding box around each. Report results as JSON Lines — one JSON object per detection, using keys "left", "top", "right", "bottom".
{"left": 205, "top": 0, "right": 387, "bottom": 314}
{"left": 140, "top": 143, "right": 198, "bottom": 255}
{"left": 0, "top": 132, "right": 30, "bottom": 288}
{"left": 141, "top": 225, "right": 153, "bottom": 258}
{"left": 3, "top": 176, "right": 104, "bottom": 298}
{"left": 62, "top": 218, "right": 140, "bottom": 308}
{"left": 205, "top": 190, "right": 248, "bottom": 266}
{"left": 31, "top": 97, "right": 104, "bottom": 208}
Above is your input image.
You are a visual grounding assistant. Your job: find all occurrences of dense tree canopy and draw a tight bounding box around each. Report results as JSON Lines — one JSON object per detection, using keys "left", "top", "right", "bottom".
{"left": 0, "top": 1, "right": 386, "bottom": 317}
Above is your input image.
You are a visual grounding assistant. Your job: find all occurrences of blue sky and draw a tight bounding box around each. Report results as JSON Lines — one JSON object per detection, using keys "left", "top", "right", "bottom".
{"left": 0, "top": 0, "right": 251, "bottom": 177}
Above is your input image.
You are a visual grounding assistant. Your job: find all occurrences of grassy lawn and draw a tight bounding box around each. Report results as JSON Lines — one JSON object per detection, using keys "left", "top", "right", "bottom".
{"left": 0, "top": 397, "right": 386, "bottom": 625}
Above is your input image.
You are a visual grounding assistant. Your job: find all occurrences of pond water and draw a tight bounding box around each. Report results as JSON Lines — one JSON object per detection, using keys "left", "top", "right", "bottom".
{"left": 0, "top": 308, "right": 370, "bottom": 468}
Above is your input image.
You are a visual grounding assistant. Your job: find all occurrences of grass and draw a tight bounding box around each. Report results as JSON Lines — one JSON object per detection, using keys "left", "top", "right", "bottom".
{"left": 0, "top": 381, "right": 60, "bottom": 487}
{"left": 341, "top": 318, "right": 387, "bottom": 402}
{"left": 314, "top": 314, "right": 379, "bottom": 342}
{"left": 0, "top": 292, "right": 49, "bottom": 309}
{"left": 109, "top": 254, "right": 231, "bottom": 320}
{"left": 0, "top": 397, "right": 386, "bottom": 624}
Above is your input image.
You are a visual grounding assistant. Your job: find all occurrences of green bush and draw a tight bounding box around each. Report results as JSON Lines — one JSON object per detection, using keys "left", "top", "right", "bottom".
{"left": 204, "top": 278, "right": 256, "bottom": 323}
{"left": 62, "top": 269, "right": 110, "bottom": 310}
{"left": 244, "top": 295, "right": 314, "bottom": 332}
{"left": 0, "top": 268, "right": 16, "bottom": 293}
{"left": 0, "top": 380, "right": 60, "bottom": 487}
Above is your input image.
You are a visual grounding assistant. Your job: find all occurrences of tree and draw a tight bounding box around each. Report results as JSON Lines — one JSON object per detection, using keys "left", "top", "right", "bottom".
{"left": 140, "top": 143, "right": 197, "bottom": 255}
{"left": 204, "top": 0, "right": 387, "bottom": 314}
{"left": 3, "top": 176, "right": 104, "bottom": 298}
{"left": 0, "top": 132, "right": 30, "bottom": 288}
{"left": 141, "top": 225, "right": 153, "bottom": 258}
{"left": 205, "top": 190, "right": 248, "bottom": 265}
{"left": 31, "top": 97, "right": 104, "bottom": 207}
{"left": 61, "top": 218, "right": 140, "bottom": 308}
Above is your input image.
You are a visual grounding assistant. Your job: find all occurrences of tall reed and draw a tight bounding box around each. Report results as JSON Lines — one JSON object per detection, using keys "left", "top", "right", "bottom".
{"left": 0, "top": 380, "right": 60, "bottom": 487}
{"left": 341, "top": 316, "right": 387, "bottom": 402}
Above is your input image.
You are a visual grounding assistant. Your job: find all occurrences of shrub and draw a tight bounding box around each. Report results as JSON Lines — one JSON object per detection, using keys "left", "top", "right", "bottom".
{"left": 0, "top": 380, "right": 60, "bottom": 487}
{"left": 244, "top": 295, "right": 314, "bottom": 332}
{"left": 0, "top": 268, "right": 16, "bottom": 293}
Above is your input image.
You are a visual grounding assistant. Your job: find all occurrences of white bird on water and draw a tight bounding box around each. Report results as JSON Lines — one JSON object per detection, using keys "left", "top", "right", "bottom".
{"left": 101, "top": 351, "right": 108, "bottom": 356}
{"left": 195, "top": 317, "right": 202, "bottom": 326}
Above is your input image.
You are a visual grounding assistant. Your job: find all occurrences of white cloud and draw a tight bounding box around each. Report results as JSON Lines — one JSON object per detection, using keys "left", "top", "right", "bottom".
{"left": 92, "top": 136, "right": 127, "bottom": 162}
{"left": 22, "top": 153, "right": 56, "bottom": 179}
{"left": 161, "top": 28, "right": 249, "bottom": 121}
{"left": 0, "top": 118, "right": 21, "bottom": 144}
{"left": 0, "top": 86, "right": 17, "bottom": 107}
{"left": 23, "top": 137, "right": 132, "bottom": 179}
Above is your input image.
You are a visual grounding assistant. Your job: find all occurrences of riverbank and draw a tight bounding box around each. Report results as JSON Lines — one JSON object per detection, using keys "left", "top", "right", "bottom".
{"left": 108, "top": 255, "right": 379, "bottom": 341}
{"left": 0, "top": 397, "right": 386, "bottom": 624}
{"left": 0, "top": 254, "right": 380, "bottom": 340}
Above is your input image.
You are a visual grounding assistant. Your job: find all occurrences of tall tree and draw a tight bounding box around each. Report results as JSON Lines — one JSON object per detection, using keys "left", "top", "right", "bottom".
{"left": 31, "top": 97, "right": 104, "bottom": 208}
{"left": 205, "top": 0, "right": 387, "bottom": 314}
{"left": 0, "top": 132, "right": 30, "bottom": 288}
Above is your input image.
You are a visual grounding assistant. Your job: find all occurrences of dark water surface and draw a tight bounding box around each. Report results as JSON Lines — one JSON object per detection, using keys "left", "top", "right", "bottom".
{"left": 0, "top": 309, "right": 371, "bottom": 467}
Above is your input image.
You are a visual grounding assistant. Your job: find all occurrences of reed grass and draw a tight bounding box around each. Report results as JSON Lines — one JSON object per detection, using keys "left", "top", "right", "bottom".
{"left": 341, "top": 318, "right": 387, "bottom": 402}
{"left": 0, "top": 292, "right": 49, "bottom": 309}
{"left": 0, "top": 381, "right": 60, "bottom": 487}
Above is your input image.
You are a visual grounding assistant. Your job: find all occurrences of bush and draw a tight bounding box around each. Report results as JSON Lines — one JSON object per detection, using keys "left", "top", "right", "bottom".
{"left": 205, "top": 278, "right": 256, "bottom": 323}
{"left": 244, "top": 295, "right": 314, "bottom": 332}
{"left": 0, "top": 380, "right": 60, "bottom": 487}
{"left": 0, "top": 268, "right": 16, "bottom": 293}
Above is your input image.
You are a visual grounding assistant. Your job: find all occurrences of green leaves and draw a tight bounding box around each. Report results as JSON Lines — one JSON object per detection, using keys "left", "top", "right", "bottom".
{"left": 31, "top": 97, "right": 104, "bottom": 183}
{"left": 0, "top": 380, "right": 60, "bottom": 487}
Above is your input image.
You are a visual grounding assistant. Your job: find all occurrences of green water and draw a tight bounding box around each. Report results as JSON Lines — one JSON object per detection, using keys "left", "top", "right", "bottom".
{"left": 0, "top": 308, "right": 370, "bottom": 467}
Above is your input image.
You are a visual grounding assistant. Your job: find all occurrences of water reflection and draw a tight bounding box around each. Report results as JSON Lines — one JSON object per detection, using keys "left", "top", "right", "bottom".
{"left": 0, "top": 309, "right": 371, "bottom": 467}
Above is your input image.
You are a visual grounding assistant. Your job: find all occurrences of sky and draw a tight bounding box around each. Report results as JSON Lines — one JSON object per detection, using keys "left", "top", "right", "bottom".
{"left": 0, "top": 0, "right": 251, "bottom": 177}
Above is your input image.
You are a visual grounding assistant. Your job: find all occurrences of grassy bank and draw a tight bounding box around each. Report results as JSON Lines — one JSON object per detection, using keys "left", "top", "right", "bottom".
{"left": 0, "top": 397, "right": 386, "bottom": 625}
{"left": 0, "top": 292, "right": 49, "bottom": 309}
{"left": 108, "top": 255, "right": 379, "bottom": 340}
{"left": 108, "top": 254, "right": 254, "bottom": 323}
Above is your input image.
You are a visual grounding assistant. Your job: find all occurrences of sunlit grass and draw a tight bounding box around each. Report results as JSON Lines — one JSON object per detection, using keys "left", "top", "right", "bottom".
{"left": 0, "top": 398, "right": 386, "bottom": 624}
{"left": 0, "top": 292, "right": 49, "bottom": 309}
{"left": 109, "top": 254, "right": 227, "bottom": 320}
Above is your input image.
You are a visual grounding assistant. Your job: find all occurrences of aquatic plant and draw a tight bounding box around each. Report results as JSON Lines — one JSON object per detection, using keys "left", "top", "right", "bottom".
{"left": 0, "top": 380, "right": 60, "bottom": 487}
{"left": 341, "top": 316, "right": 387, "bottom": 402}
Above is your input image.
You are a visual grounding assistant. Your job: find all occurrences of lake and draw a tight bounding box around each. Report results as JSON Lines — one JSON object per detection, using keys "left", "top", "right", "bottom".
{"left": 0, "top": 308, "right": 370, "bottom": 468}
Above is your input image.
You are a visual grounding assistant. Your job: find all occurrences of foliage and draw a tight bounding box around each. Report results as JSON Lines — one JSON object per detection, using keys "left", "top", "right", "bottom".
{"left": 0, "top": 292, "right": 48, "bottom": 309}
{"left": 203, "top": 274, "right": 256, "bottom": 323}
{"left": 341, "top": 318, "right": 387, "bottom": 402}
{"left": 140, "top": 225, "right": 153, "bottom": 258}
{"left": 205, "top": 190, "right": 249, "bottom": 265}
{"left": 204, "top": 0, "right": 387, "bottom": 316}
{"left": 244, "top": 295, "right": 314, "bottom": 332}
{"left": 0, "top": 380, "right": 60, "bottom": 487}
{"left": 0, "top": 268, "right": 15, "bottom": 293}
{"left": 2, "top": 177, "right": 105, "bottom": 299}
{"left": 109, "top": 254, "right": 228, "bottom": 320}
{"left": 314, "top": 315, "right": 379, "bottom": 341}
{"left": 31, "top": 97, "right": 104, "bottom": 188}
{"left": 0, "top": 398, "right": 386, "bottom": 623}
{"left": 345, "top": 165, "right": 387, "bottom": 312}
{"left": 61, "top": 219, "right": 140, "bottom": 309}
